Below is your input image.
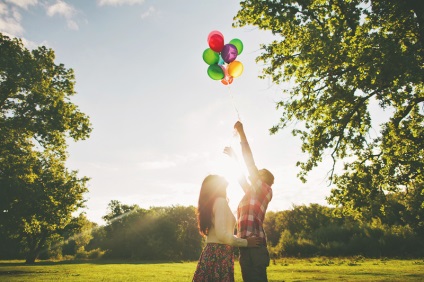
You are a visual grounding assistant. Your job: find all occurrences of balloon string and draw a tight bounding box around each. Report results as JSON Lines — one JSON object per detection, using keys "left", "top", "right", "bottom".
{"left": 226, "top": 85, "right": 241, "bottom": 121}
{"left": 226, "top": 84, "right": 241, "bottom": 144}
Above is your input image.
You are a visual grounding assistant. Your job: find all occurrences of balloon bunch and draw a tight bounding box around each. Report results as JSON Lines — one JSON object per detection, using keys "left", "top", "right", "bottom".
{"left": 202, "top": 30, "right": 244, "bottom": 85}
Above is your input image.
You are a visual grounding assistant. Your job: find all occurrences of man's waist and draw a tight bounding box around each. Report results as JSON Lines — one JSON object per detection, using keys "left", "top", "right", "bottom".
{"left": 240, "top": 235, "right": 267, "bottom": 245}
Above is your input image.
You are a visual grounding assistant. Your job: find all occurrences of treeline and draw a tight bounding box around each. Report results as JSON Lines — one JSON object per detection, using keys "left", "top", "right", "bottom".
{"left": 1, "top": 201, "right": 423, "bottom": 261}
{"left": 265, "top": 204, "right": 423, "bottom": 258}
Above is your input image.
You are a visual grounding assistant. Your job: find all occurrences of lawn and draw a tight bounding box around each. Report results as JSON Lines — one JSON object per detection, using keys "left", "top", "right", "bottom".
{"left": 0, "top": 257, "right": 423, "bottom": 281}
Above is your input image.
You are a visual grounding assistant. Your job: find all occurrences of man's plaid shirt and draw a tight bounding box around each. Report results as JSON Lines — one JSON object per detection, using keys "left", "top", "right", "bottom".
{"left": 237, "top": 179, "right": 273, "bottom": 241}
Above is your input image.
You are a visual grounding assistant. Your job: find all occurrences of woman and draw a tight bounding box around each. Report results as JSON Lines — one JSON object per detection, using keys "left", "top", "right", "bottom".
{"left": 193, "top": 175, "right": 261, "bottom": 282}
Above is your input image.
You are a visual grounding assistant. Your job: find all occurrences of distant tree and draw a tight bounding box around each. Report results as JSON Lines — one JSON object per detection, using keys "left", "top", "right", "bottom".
{"left": 401, "top": 182, "right": 424, "bottom": 236}
{"left": 263, "top": 211, "right": 283, "bottom": 247}
{"left": 101, "top": 200, "right": 141, "bottom": 258}
{"left": 267, "top": 204, "right": 423, "bottom": 258}
{"left": 234, "top": 1, "right": 423, "bottom": 223}
{"left": 100, "top": 202, "right": 202, "bottom": 260}
{"left": 275, "top": 204, "right": 337, "bottom": 238}
{"left": 167, "top": 205, "right": 202, "bottom": 260}
{"left": 102, "top": 200, "right": 139, "bottom": 224}
{"left": 0, "top": 33, "right": 92, "bottom": 263}
{"left": 62, "top": 213, "right": 96, "bottom": 257}
{"left": 86, "top": 224, "right": 107, "bottom": 254}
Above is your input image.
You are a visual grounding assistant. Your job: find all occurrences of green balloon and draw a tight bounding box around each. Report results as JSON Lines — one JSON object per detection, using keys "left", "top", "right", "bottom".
{"left": 207, "top": 64, "right": 224, "bottom": 80}
{"left": 202, "top": 48, "right": 219, "bottom": 65}
{"left": 229, "top": 38, "right": 243, "bottom": 55}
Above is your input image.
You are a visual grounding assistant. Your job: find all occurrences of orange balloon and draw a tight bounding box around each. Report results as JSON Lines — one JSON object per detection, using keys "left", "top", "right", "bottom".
{"left": 228, "top": 61, "right": 243, "bottom": 78}
{"left": 220, "top": 65, "right": 233, "bottom": 85}
{"left": 221, "top": 76, "right": 233, "bottom": 85}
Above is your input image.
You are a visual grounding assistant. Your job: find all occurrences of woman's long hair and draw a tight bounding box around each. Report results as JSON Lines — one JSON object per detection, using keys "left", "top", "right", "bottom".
{"left": 196, "top": 175, "right": 228, "bottom": 237}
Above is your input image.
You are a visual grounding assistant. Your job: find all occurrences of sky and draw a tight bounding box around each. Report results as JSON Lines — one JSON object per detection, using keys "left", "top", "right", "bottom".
{"left": 1, "top": 0, "right": 335, "bottom": 225}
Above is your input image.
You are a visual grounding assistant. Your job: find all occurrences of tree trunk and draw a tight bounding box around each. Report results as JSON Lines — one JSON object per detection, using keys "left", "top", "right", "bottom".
{"left": 24, "top": 233, "right": 47, "bottom": 264}
{"left": 25, "top": 251, "right": 37, "bottom": 264}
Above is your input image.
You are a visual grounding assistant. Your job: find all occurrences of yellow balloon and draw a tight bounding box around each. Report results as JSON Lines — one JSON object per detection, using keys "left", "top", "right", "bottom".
{"left": 228, "top": 61, "right": 244, "bottom": 78}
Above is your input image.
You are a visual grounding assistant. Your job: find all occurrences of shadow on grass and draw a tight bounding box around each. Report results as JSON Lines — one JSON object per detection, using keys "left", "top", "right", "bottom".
{"left": 0, "top": 270, "right": 30, "bottom": 276}
{"left": 0, "top": 259, "right": 189, "bottom": 267}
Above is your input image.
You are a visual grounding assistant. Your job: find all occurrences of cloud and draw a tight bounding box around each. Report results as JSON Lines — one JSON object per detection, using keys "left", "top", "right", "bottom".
{"left": 0, "top": 3, "right": 24, "bottom": 36}
{"left": 46, "top": 0, "right": 79, "bottom": 30}
{"left": 5, "top": 0, "right": 38, "bottom": 10}
{"left": 97, "top": 0, "right": 145, "bottom": 6}
{"left": 0, "top": 3, "right": 6, "bottom": 15}
{"left": 140, "top": 6, "right": 155, "bottom": 19}
{"left": 46, "top": 1, "right": 74, "bottom": 17}
{"left": 137, "top": 160, "right": 177, "bottom": 170}
{"left": 136, "top": 152, "right": 208, "bottom": 170}
{"left": 0, "top": 3, "right": 42, "bottom": 49}
{"left": 66, "top": 19, "right": 78, "bottom": 30}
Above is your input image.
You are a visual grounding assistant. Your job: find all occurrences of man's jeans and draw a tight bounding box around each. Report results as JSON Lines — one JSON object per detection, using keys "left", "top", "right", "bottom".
{"left": 239, "top": 245, "right": 270, "bottom": 282}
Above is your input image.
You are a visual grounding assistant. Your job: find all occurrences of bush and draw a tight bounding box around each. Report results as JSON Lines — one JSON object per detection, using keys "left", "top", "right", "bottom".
{"left": 75, "top": 248, "right": 106, "bottom": 259}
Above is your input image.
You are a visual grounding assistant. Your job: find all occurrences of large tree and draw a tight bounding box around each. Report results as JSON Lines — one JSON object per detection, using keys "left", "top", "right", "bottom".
{"left": 0, "top": 33, "right": 92, "bottom": 263}
{"left": 234, "top": 1, "right": 423, "bottom": 223}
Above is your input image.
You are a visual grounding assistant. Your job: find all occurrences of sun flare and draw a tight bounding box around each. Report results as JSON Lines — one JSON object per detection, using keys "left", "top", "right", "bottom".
{"left": 207, "top": 150, "right": 247, "bottom": 212}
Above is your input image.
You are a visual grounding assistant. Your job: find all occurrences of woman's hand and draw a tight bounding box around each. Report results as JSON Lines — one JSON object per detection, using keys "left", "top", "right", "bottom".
{"left": 223, "top": 146, "right": 236, "bottom": 159}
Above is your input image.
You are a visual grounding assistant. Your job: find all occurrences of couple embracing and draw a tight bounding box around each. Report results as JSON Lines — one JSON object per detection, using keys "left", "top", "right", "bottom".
{"left": 193, "top": 121, "right": 275, "bottom": 282}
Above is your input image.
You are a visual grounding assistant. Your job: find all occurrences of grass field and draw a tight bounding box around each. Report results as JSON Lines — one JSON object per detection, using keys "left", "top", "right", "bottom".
{"left": 0, "top": 257, "right": 423, "bottom": 281}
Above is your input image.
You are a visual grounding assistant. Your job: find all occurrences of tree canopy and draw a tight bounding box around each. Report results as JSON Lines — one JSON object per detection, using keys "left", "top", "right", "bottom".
{"left": 234, "top": 0, "right": 423, "bottom": 222}
{"left": 0, "top": 33, "right": 92, "bottom": 263}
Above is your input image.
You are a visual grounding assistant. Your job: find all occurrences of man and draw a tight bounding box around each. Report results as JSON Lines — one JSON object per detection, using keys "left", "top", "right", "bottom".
{"left": 225, "top": 120, "right": 274, "bottom": 281}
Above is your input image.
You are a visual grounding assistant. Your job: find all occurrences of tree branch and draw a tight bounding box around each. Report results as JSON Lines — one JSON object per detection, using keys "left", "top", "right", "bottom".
{"left": 393, "top": 96, "right": 424, "bottom": 127}
{"left": 328, "top": 90, "right": 378, "bottom": 182}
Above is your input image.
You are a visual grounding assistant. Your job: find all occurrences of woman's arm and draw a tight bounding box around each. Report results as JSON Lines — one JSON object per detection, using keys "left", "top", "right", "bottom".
{"left": 223, "top": 146, "right": 250, "bottom": 193}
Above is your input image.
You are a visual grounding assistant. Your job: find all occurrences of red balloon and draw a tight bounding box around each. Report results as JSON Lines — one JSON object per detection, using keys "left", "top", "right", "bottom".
{"left": 208, "top": 33, "right": 224, "bottom": 52}
{"left": 207, "top": 30, "right": 224, "bottom": 43}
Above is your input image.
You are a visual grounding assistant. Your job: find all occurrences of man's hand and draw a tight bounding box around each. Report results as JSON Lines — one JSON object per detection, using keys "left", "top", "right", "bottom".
{"left": 234, "top": 121, "right": 244, "bottom": 133}
{"left": 246, "top": 237, "right": 262, "bottom": 247}
{"left": 234, "top": 120, "right": 247, "bottom": 143}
